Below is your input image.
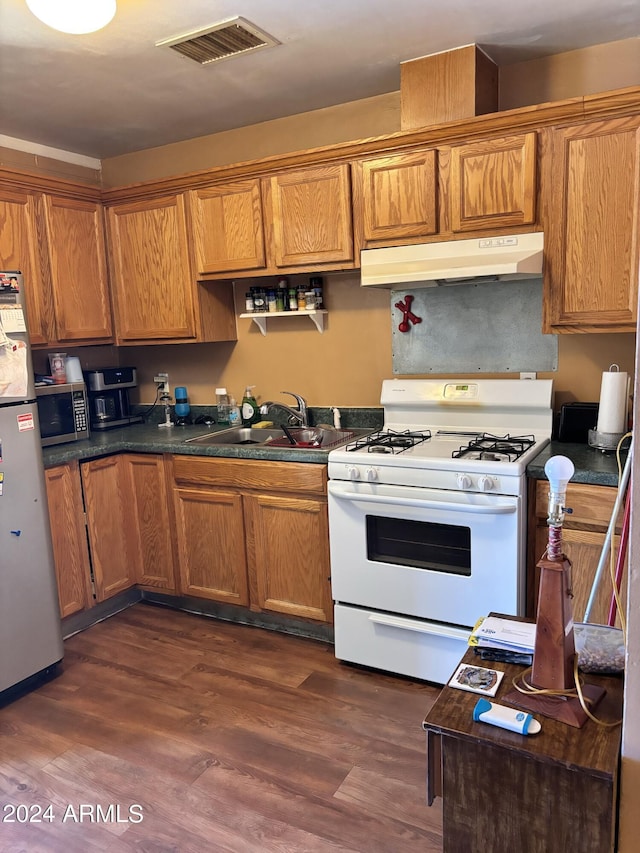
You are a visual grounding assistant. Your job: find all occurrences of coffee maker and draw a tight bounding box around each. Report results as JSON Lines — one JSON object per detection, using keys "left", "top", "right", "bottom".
{"left": 84, "top": 367, "right": 143, "bottom": 430}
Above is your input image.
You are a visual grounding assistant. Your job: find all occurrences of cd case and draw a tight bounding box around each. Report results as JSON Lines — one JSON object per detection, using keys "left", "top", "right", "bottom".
{"left": 448, "top": 663, "right": 504, "bottom": 697}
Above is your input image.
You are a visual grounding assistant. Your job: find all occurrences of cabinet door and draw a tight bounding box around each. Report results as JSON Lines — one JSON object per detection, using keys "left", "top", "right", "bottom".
{"left": 44, "top": 463, "right": 93, "bottom": 618}
{"left": 0, "top": 187, "right": 50, "bottom": 344}
{"left": 265, "top": 164, "right": 354, "bottom": 267}
{"left": 81, "top": 456, "right": 139, "bottom": 601}
{"left": 449, "top": 133, "right": 537, "bottom": 232}
{"left": 106, "top": 194, "right": 198, "bottom": 342}
{"left": 354, "top": 150, "right": 438, "bottom": 242}
{"left": 42, "top": 195, "right": 113, "bottom": 343}
{"left": 126, "top": 454, "right": 176, "bottom": 592}
{"left": 542, "top": 117, "right": 640, "bottom": 332}
{"left": 244, "top": 492, "right": 332, "bottom": 622}
{"left": 173, "top": 487, "right": 249, "bottom": 605}
{"left": 189, "top": 179, "right": 266, "bottom": 274}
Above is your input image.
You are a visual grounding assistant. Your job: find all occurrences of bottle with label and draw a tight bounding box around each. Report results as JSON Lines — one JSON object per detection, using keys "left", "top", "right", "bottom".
{"left": 288, "top": 287, "right": 298, "bottom": 311}
{"left": 245, "top": 292, "right": 254, "bottom": 312}
{"left": 267, "top": 290, "right": 277, "bottom": 313}
{"left": 216, "top": 387, "right": 230, "bottom": 424}
{"left": 277, "top": 277, "right": 288, "bottom": 311}
{"left": 227, "top": 397, "right": 241, "bottom": 425}
{"left": 241, "top": 385, "right": 258, "bottom": 426}
{"left": 253, "top": 289, "right": 266, "bottom": 313}
{"left": 297, "top": 287, "right": 306, "bottom": 310}
{"left": 310, "top": 275, "right": 324, "bottom": 309}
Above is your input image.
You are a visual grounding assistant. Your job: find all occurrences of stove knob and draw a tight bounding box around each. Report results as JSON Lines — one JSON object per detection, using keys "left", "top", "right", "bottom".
{"left": 478, "top": 475, "right": 494, "bottom": 492}
{"left": 457, "top": 474, "right": 472, "bottom": 490}
{"left": 347, "top": 466, "right": 361, "bottom": 480}
{"left": 366, "top": 467, "right": 378, "bottom": 482}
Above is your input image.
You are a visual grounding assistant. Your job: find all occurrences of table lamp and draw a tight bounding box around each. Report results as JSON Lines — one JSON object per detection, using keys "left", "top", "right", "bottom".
{"left": 504, "top": 455, "right": 605, "bottom": 727}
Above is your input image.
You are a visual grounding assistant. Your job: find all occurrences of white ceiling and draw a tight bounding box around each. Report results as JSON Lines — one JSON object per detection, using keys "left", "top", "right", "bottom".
{"left": 1, "top": 0, "right": 638, "bottom": 161}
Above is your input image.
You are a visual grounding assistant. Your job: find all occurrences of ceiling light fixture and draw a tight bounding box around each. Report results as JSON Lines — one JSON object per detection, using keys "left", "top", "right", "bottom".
{"left": 26, "top": 0, "right": 116, "bottom": 35}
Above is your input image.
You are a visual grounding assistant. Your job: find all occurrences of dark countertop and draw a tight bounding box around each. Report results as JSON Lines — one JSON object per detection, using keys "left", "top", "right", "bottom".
{"left": 41, "top": 407, "right": 384, "bottom": 468}
{"left": 526, "top": 440, "right": 629, "bottom": 487}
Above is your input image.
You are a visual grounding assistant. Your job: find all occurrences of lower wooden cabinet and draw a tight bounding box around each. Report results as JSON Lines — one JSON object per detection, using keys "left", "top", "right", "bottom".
{"left": 173, "top": 487, "right": 249, "bottom": 604}
{"left": 171, "top": 456, "right": 332, "bottom": 623}
{"left": 81, "top": 455, "right": 140, "bottom": 602}
{"left": 44, "top": 462, "right": 93, "bottom": 618}
{"left": 528, "top": 479, "right": 626, "bottom": 625}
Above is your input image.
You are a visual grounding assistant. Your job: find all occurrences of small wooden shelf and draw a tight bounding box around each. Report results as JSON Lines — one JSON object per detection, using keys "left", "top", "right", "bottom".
{"left": 240, "top": 309, "right": 328, "bottom": 335}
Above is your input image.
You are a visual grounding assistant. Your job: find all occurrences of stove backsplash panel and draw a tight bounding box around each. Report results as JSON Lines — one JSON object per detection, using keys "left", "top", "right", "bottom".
{"left": 391, "top": 278, "right": 558, "bottom": 375}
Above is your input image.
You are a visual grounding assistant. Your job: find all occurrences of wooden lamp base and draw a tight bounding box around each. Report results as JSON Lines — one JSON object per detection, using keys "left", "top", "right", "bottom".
{"left": 502, "top": 682, "right": 605, "bottom": 728}
{"left": 503, "top": 554, "right": 606, "bottom": 728}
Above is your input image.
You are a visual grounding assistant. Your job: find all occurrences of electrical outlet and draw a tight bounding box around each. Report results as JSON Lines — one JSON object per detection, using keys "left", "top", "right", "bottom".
{"left": 153, "top": 372, "right": 170, "bottom": 395}
{"left": 520, "top": 372, "right": 537, "bottom": 380}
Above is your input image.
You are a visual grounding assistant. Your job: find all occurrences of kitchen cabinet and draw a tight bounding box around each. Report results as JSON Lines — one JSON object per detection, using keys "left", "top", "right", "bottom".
{"left": 263, "top": 163, "right": 354, "bottom": 269}
{"left": 171, "top": 456, "right": 332, "bottom": 622}
{"left": 41, "top": 194, "right": 113, "bottom": 343}
{"left": 542, "top": 116, "right": 640, "bottom": 333}
{"left": 448, "top": 132, "right": 537, "bottom": 232}
{"left": 106, "top": 193, "right": 236, "bottom": 344}
{"left": 528, "top": 480, "right": 626, "bottom": 625}
{"left": 352, "top": 134, "right": 536, "bottom": 249}
{"left": 351, "top": 150, "right": 439, "bottom": 243}
{"left": 0, "top": 185, "right": 114, "bottom": 346}
{"left": 44, "top": 462, "right": 93, "bottom": 618}
{"left": 126, "top": 453, "right": 177, "bottom": 593}
{"left": 81, "top": 455, "right": 139, "bottom": 602}
{"left": 189, "top": 179, "right": 266, "bottom": 274}
{"left": 424, "top": 643, "right": 622, "bottom": 853}
{"left": 0, "top": 186, "right": 50, "bottom": 345}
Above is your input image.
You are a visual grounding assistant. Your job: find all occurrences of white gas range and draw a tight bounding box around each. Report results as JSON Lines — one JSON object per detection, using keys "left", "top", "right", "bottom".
{"left": 327, "top": 378, "right": 553, "bottom": 685}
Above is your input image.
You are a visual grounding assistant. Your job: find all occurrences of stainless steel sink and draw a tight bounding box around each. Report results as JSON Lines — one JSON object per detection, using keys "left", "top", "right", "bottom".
{"left": 184, "top": 426, "right": 373, "bottom": 450}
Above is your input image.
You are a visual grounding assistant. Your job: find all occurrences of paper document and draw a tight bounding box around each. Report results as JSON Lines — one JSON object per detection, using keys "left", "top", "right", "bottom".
{"left": 468, "top": 616, "right": 536, "bottom": 654}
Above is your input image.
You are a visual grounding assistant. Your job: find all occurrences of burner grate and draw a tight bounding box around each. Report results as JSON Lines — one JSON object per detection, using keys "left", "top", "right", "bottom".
{"left": 347, "top": 429, "right": 432, "bottom": 454}
{"left": 452, "top": 433, "right": 536, "bottom": 462}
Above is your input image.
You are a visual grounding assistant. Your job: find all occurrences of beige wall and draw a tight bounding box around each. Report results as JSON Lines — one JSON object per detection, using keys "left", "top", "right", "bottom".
{"left": 100, "top": 92, "right": 401, "bottom": 187}
{"left": 499, "top": 38, "right": 640, "bottom": 110}
{"left": 125, "top": 271, "right": 636, "bottom": 409}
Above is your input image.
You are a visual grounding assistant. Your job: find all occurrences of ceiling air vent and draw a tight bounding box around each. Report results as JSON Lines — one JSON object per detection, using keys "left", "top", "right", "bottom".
{"left": 156, "top": 17, "right": 279, "bottom": 66}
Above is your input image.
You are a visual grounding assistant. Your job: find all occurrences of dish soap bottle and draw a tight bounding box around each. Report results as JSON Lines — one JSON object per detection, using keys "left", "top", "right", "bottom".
{"left": 241, "top": 385, "right": 258, "bottom": 426}
{"left": 228, "top": 397, "right": 241, "bottom": 426}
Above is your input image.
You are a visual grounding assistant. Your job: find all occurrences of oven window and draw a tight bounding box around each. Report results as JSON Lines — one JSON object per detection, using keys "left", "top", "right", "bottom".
{"left": 366, "top": 515, "right": 471, "bottom": 576}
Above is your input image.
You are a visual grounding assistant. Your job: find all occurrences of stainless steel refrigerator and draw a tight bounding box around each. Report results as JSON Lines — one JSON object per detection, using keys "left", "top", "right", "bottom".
{"left": 0, "top": 271, "right": 64, "bottom": 697}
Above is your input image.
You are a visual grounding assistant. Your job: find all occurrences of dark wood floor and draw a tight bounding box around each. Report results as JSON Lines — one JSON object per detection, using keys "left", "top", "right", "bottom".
{"left": 0, "top": 603, "right": 443, "bottom": 852}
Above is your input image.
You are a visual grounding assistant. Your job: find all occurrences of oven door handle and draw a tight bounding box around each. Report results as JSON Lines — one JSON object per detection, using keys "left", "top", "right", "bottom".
{"left": 368, "top": 613, "right": 471, "bottom": 640}
{"left": 329, "top": 487, "right": 516, "bottom": 514}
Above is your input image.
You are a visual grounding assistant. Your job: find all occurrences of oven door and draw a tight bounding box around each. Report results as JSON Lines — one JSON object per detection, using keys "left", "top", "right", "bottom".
{"left": 328, "top": 479, "right": 524, "bottom": 627}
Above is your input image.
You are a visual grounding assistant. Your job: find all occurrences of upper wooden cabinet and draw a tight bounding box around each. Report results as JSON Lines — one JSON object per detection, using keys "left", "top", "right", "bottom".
{"left": 42, "top": 195, "right": 113, "bottom": 343}
{"left": 352, "top": 150, "right": 439, "bottom": 242}
{"left": 448, "top": 132, "right": 537, "bottom": 232}
{"left": 542, "top": 116, "right": 640, "bottom": 333}
{"left": 0, "top": 185, "right": 113, "bottom": 347}
{"left": 106, "top": 193, "right": 237, "bottom": 344}
{"left": 0, "top": 187, "right": 49, "bottom": 345}
{"left": 263, "top": 163, "right": 354, "bottom": 268}
{"left": 353, "top": 134, "right": 536, "bottom": 249}
{"left": 189, "top": 179, "right": 266, "bottom": 274}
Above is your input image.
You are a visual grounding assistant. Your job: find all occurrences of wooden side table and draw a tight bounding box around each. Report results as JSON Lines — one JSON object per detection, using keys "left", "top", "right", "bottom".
{"left": 423, "top": 646, "right": 623, "bottom": 853}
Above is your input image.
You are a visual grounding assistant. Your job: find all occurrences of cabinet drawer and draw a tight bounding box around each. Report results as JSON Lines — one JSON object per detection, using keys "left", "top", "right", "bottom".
{"left": 172, "top": 456, "right": 327, "bottom": 494}
{"left": 535, "top": 481, "right": 618, "bottom": 527}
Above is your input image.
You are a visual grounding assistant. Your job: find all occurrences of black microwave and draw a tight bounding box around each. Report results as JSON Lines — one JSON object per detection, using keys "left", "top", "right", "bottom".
{"left": 35, "top": 382, "right": 90, "bottom": 447}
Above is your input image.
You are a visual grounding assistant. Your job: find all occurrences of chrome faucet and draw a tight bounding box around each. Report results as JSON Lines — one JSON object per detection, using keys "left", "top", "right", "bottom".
{"left": 260, "top": 391, "right": 309, "bottom": 427}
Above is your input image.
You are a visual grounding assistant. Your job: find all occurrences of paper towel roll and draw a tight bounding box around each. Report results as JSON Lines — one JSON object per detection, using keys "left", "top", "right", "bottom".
{"left": 596, "top": 368, "right": 628, "bottom": 434}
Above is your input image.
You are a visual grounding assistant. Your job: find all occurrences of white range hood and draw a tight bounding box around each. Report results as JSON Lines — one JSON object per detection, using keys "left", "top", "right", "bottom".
{"left": 360, "top": 232, "right": 544, "bottom": 288}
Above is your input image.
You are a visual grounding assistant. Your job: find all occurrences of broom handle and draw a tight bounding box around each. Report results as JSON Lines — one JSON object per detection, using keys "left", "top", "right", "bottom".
{"left": 607, "top": 483, "right": 631, "bottom": 626}
{"left": 583, "top": 442, "right": 633, "bottom": 622}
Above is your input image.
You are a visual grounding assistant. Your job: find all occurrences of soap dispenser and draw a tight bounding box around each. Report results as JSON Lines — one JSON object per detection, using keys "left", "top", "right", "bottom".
{"left": 241, "top": 386, "right": 258, "bottom": 426}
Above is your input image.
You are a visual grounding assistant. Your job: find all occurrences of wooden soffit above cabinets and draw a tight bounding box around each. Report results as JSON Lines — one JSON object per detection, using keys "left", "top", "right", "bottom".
{"left": 100, "top": 86, "right": 640, "bottom": 204}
